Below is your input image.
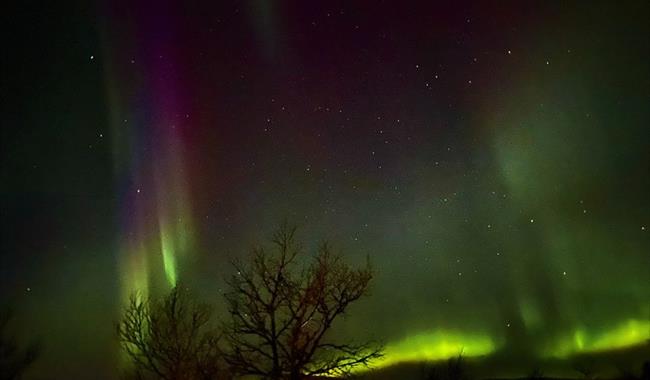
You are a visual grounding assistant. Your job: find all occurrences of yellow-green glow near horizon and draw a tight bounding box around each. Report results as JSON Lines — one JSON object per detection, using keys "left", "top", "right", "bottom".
{"left": 371, "top": 330, "right": 499, "bottom": 369}
{"left": 362, "top": 319, "right": 650, "bottom": 371}
{"left": 542, "top": 319, "right": 650, "bottom": 358}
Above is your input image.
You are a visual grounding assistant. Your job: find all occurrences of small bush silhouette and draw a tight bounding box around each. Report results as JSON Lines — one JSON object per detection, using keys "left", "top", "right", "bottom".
{"left": 424, "top": 353, "right": 469, "bottom": 380}
{"left": 526, "top": 368, "right": 545, "bottom": 380}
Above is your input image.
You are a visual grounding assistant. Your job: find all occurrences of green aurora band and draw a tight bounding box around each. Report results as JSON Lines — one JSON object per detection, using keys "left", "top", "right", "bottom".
{"left": 99, "top": 1, "right": 649, "bottom": 372}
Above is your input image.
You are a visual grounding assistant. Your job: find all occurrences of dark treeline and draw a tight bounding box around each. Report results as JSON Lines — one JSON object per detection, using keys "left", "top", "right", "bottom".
{"left": 3, "top": 225, "right": 649, "bottom": 380}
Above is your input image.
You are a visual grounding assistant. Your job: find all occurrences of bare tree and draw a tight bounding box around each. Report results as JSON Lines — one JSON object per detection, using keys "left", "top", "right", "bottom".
{"left": 223, "top": 223, "right": 383, "bottom": 379}
{"left": 0, "top": 310, "right": 38, "bottom": 380}
{"left": 117, "top": 286, "right": 226, "bottom": 380}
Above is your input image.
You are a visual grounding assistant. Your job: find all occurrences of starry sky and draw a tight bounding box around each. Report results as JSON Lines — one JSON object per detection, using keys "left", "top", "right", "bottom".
{"left": 2, "top": 1, "right": 649, "bottom": 378}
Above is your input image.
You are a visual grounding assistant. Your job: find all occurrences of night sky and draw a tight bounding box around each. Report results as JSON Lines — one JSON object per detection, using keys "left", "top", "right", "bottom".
{"left": 2, "top": 1, "right": 649, "bottom": 378}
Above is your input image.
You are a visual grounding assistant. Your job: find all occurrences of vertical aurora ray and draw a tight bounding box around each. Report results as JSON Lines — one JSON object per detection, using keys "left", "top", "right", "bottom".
{"left": 478, "top": 55, "right": 650, "bottom": 363}
{"left": 101, "top": 2, "right": 195, "bottom": 301}
{"left": 158, "top": 220, "right": 178, "bottom": 286}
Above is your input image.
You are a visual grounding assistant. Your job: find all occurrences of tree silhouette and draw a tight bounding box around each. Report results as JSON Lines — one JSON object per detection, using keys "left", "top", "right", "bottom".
{"left": 117, "top": 286, "right": 225, "bottom": 380}
{"left": 222, "top": 223, "right": 383, "bottom": 379}
{"left": 0, "top": 310, "right": 38, "bottom": 380}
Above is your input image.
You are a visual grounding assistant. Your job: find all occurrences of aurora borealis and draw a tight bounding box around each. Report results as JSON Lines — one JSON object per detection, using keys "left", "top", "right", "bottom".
{"left": 2, "top": 1, "right": 649, "bottom": 379}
